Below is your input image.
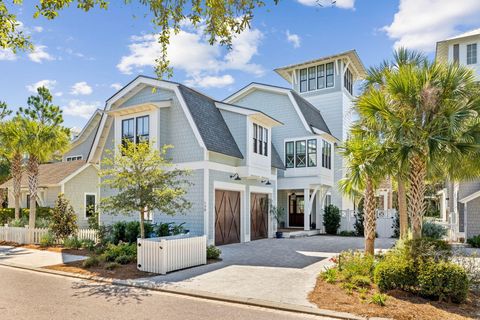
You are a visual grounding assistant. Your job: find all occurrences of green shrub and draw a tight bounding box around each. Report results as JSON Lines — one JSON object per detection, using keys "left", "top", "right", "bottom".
{"left": 374, "top": 254, "right": 416, "bottom": 291}
{"left": 110, "top": 221, "right": 154, "bottom": 244}
{"left": 403, "top": 238, "right": 451, "bottom": 263}
{"left": 114, "top": 254, "right": 133, "bottom": 265}
{"left": 338, "top": 251, "right": 374, "bottom": 280}
{"left": 0, "top": 207, "right": 52, "bottom": 225}
{"left": 321, "top": 268, "right": 338, "bottom": 284}
{"left": 87, "top": 209, "right": 100, "bottom": 230}
{"left": 50, "top": 194, "right": 77, "bottom": 241}
{"left": 63, "top": 237, "right": 82, "bottom": 249}
{"left": 82, "top": 256, "right": 100, "bottom": 268}
{"left": 339, "top": 230, "right": 356, "bottom": 237}
{"left": 9, "top": 217, "right": 28, "bottom": 227}
{"left": 154, "top": 222, "right": 187, "bottom": 237}
{"left": 105, "top": 262, "right": 120, "bottom": 270}
{"left": 39, "top": 233, "right": 55, "bottom": 247}
{"left": 422, "top": 221, "right": 448, "bottom": 240}
{"left": 206, "top": 245, "right": 221, "bottom": 259}
{"left": 467, "top": 235, "right": 480, "bottom": 248}
{"left": 370, "top": 293, "right": 388, "bottom": 306}
{"left": 82, "top": 239, "right": 96, "bottom": 251}
{"left": 350, "top": 275, "right": 371, "bottom": 288}
{"left": 102, "top": 243, "right": 137, "bottom": 262}
{"left": 323, "top": 204, "right": 341, "bottom": 235}
{"left": 417, "top": 261, "right": 469, "bottom": 303}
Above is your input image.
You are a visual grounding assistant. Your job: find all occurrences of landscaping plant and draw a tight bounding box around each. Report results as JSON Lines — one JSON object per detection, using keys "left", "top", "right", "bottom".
{"left": 323, "top": 204, "right": 341, "bottom": 235}
{"left": 82, "top": 256, "right": 100, "bottom": 269}
{"left": 102, "top": 243, "right": 137, "bottom": 264}
{"left": 49, "top": 194, "right": 77, "bottom": 241}
{"left": 206, "top": 245, "right": 221, "bottom": 260}
{"left": 100, "top": 141, "right": 191, "bottom": 239}
{"left": 39, "top": 232, "right": 55, "bottom": 247}
{"left": 422, "top": 220, "right": 448, "bottom": 240}
{"left": 63, "top": 237, "right": 82, "bottom": 250}
{"left": 467, "top": 235, "right": 480, "bottom": 248}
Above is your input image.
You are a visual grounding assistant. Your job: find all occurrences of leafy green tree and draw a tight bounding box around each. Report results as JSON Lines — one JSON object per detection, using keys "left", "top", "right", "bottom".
{"left": 323, "top": 204, "right": 341, "bottom": 235}
{"left": 100, "top": 141, "right": 192, "bottom": 239}
{"left": 17, "top": 87, "right": 70, "bottom": 229}
{"left": 50, "top": 193, "right": 78, "bottom": 241}
{"left": 357, "top": 48, "right": 480, "bottom": 239}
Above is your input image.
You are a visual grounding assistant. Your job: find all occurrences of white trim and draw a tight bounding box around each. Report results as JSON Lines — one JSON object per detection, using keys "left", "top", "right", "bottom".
{"left": 106, "top": 101, "right": 170, "bottom": 116}
{"left": 204, "top": 168, "right": 209, "bottom": 242}
{"left": 459, "top": 190, "right": 480, "bottom": 203}
{"left": 70, "top": 110, "right": 103, "bottom": 147}
{"left": 87, "top": 113, "right": 107, "bottom": 163}
{"left": 84, "top": 192, "right": 97, "bottom": 220}
{"left": 59, "top": 164, "right": 97, "bottom": 185}
{"left": 215, "top": 102, "right": 282, "bottom": 127}
{"left": 173, "top": 161, "right": 277, "bottom": 181}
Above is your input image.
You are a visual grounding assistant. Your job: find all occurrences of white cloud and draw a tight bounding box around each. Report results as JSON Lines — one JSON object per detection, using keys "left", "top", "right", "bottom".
{"left": 33, "top": 26, "right": 43, "bottom": 33}
{"left": 26, "top": 79, "right": 57, "bottom": 93}
{"left": 28, "top": 45, "right": 54, "bottom": 63}
{"left": 383, "top": 0, "right": 480, "bottom": 52}
{"left": 286, "top": 30, "right": 301, "bottom": 48}
{"left": 297, "top": 0, "right": 355, "bottom": 9}
{"left": 110, "top": 83, "right": 123, "bottom": 90}
{"left": 63, "top": 100, "right": 100, "bottom": 119}
{"left": 55, "top": 92, "right": 63, "bottom": 97}
{"left": 0, "top": 49, "right": 16, "bottom": 61}
{"left": 70, "top": 81, "right": 93, "bottom": 95}
{"left": 117, "top": 25, "right": 264, "bottom": 88}
{"left": 185, "top": 74, "right": 235, "bottom": 88}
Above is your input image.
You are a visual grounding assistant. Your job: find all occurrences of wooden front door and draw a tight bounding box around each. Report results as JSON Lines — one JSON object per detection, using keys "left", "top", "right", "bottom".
{"left": 250, "top": 193, "right": 269, "bottom": 240}
{"left": 289, "top": 195, "right": 304, "bottom": 227}
{"left": 215, "top": 190, "right": 241, "bottom": 245}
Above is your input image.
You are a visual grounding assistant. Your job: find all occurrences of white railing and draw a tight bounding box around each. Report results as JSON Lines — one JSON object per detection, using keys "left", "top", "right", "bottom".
{"left": 0, "top": 225, "right": 98, "bottom": 245}
{"left": 137, "top": 235, "right": 207, "bottom": 275}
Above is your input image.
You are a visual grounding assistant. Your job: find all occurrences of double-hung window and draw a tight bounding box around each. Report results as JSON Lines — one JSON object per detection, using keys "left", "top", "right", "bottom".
{"left": 326, "top": 62, "right": 334, "bottom": 88}
{"left": 317, "top": 65, "right": 325, "bottom": 89}
{"left": 322, "top": 140, "right": 332, "bottom": 169}
{"left": 295, "top": 140, "right": 306, "bottom": 167}
{"left": 299, "top": 69, "right": 308, "bottom": 92}
{"left": 136, "top": 115, "right": 149, "bottom": 143}
{"left": 308, "top": 67, "right": 316, "bottom": 91}
{"left": 253, "top": 124, "right": 268, "bottom": 156}
{"left": 285, "top": 142, "right": 294, "bottom": 168}
{"left": 467, "top": 43, "right": 477, "bottom": 65}
{"left": 307, "top": 139, "right": 317, "bottom": 167}
{"left": 122, "top": 118, "right": 134, "bottom": 147}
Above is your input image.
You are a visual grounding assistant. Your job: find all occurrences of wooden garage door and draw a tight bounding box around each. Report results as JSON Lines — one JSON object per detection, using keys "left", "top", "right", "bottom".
{"left": 215, "top": 190, "right": 241, "bottom": 245}
{"left": 251, "top": 193, "right": 268, "bottom": 241}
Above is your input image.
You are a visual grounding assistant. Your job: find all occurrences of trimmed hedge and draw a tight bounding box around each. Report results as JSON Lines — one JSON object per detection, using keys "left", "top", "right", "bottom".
{"left": 374, "top": 255, "right": 417, "bottom": 291}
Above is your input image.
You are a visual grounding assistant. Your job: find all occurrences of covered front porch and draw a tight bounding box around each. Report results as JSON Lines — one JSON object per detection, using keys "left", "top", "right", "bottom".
{"left": 277, "top": 184, "right": 331, "bottom": 232}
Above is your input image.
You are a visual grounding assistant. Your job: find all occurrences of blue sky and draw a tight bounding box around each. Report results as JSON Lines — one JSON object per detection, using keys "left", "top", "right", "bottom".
{"left": 1, "top": 0, "right": 480, "bottom": 130}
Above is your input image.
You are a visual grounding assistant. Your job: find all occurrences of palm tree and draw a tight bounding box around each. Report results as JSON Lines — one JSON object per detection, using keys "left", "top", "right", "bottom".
{"left": 0, "top": 118, "right": 25, "bottom": 220}
{"left": 357, "top": 49, "right": 480, "bottom": 239}
{"left": 18, "top": 87, "right": 70, "bottom": 229}
{"left": 340, "top": 131, "right": 389, "bottom": 255}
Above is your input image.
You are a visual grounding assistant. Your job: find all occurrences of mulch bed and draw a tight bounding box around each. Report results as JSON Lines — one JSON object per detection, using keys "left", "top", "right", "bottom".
{"left": 309, "top": 278, "right": 480, "bottom": 320}
{"left": 44, "top": 260, "right": 156, "bottom": 280}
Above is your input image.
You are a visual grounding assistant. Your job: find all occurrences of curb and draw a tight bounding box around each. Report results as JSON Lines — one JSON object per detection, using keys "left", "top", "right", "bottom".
{"left": 0, "top": 262, "right": 367, "bottom": 320}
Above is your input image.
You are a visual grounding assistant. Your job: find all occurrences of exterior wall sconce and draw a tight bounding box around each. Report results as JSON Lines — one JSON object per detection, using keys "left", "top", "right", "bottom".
{"left": 230, "top": 173, "right": 241, "bottom": 181}
{"left": 261, "top": 179, "right": 271, "bottom": 185}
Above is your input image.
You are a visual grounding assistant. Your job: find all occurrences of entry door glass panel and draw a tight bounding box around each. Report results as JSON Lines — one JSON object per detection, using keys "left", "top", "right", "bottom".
{"left": 289, "top": 195, "right": 304, "bottom": 227}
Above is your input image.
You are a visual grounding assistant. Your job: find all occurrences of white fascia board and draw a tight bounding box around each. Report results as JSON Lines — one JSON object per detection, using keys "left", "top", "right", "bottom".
{"left": 459, "top": 190, "right": 480, "bottom": 204}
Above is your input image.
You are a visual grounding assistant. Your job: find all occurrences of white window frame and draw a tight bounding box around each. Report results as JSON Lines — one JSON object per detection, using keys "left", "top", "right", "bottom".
{"left": 298, "top": 61, "right": 335, "bottom": 93}
{"left": 66, "top": 155, "right": 83, "bottom": 162}
{"left": 84, "top": 193, "right": 97, "bottom": 219}
{"left": 467, "top": 43, "right": 477, "bottom": 65}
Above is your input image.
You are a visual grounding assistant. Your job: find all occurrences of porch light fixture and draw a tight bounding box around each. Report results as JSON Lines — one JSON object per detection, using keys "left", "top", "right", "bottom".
{"left": 261, "top": 179, "right": 271, "bottom": 186}
{"left": 230, "top": 173, "right": 241, "bottom": 181}
{"left": 291, "top": 192, "right": 296, "bottom": 200}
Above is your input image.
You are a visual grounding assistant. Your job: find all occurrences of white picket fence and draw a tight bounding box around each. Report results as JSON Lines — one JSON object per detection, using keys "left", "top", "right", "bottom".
{"left": 338, "top": 209, "right": 397, "bottom": 238}
{"left": 137, "top": 235, "right": 207, "bottom": 274}
{"left": 0, "top": 225, "right": 98, "bottom": 245}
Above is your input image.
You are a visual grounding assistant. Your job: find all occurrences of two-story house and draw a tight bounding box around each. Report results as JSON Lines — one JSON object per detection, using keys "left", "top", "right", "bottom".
{"left": 436, "top": 28, "right": 480, "bottom": 241}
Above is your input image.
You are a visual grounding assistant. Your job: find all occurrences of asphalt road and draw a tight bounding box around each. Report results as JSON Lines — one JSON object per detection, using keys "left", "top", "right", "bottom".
{"left": 0, "top": 266, "right": 332, "bottom": 320}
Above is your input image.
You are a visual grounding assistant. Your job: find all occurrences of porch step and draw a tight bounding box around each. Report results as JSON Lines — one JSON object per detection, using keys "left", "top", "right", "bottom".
{"left": 281, "top": 229, "right": 321, "bottom": 239}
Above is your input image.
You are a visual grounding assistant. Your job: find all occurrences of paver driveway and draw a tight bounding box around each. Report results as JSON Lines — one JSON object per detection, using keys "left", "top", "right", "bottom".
{"left": 136, "top": 235, "right": 396, "bottom": 307}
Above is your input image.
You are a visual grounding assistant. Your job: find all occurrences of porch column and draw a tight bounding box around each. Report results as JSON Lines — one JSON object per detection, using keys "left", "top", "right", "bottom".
{"left": 304, "top": 188, "right": 310, "bottom": 231}
{"left": 315, "top": 187, "right": 327, "bottom": 231}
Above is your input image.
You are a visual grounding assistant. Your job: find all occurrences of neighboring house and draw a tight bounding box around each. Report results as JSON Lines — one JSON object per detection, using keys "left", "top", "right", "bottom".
{"left": 436, "top": 28, "right": 480, "bottom": 240}
{"left": 0, "top": 160, "right": 99, "bottom": 227}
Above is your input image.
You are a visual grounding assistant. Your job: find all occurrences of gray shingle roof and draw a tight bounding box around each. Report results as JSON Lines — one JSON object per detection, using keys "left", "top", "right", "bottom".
{"left": 271, "top": 144, "right": 285, "bottom": 170}
{"left": 290, "top": 91, "right": 331, "bottom": 135}
{"left": 178, "top": 85, "right": 244, "bottom": 159}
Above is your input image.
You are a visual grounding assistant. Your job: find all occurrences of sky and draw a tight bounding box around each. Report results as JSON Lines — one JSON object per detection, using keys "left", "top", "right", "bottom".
{"left": 1, "top": 0, "right": 480, "bottom": 130}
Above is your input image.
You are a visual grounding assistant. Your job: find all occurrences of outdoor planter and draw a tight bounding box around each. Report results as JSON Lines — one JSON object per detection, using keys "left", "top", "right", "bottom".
{"left": 137, "top": 235, "right": 207, "bottom": 274}
{"left": 275, "top": 231, "right": 283, "bottom": 238}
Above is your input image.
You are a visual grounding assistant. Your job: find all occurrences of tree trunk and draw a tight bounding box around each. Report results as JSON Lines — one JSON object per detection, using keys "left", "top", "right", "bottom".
{"left": 27, "top": 155, "right": 39, "bottom": 229}
{"left": 408, "top": 155, "right": 426, "bottom": 240}
{"left": 397, "top": 174, "right": 408, "bottom": 239}
{"left": 364, "top": 176, "right": 376, "bottom": 255}
{"left": 12, "top": 152, "right": 22, "bottom": 220}
{"left": 139, "top": 208, "right": 145, "bottom": 239}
